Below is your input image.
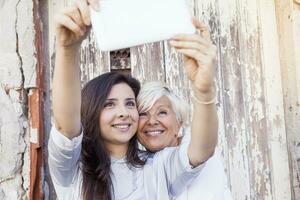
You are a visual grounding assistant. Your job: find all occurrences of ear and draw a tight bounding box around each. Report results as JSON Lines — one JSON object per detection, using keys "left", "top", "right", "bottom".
{"left": 177, "top": 126, "right": 183, "bottom": 137}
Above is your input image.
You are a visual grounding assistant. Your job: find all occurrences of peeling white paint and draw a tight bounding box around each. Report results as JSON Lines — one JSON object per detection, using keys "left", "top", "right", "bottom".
{"left": 0, "top": 0, "right": 33, "bottom": 199}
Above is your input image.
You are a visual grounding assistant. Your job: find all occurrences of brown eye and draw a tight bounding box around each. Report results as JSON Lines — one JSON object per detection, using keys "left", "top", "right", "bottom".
{"left": 139, "top": 112, "right": 147, "bottom": 117}
{"left": 158, "top": 111, "right": 167, "bottom": 116}
{"left": 126, "top": 100, "right": 136, "bottom": 107}
{"left": 104, "top": 101, "right": 114, "bottom": 108}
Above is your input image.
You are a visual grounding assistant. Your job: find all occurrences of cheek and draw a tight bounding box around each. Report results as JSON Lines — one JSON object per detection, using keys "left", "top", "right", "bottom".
{"left": 131, "top": 110, "right": 139, "bottom": 122}
{"left": 162, "top": 116, "right": 180, "bottom": 137}
{"left": 129, "top": 109, "right": 139, "bottom": 130}
{"left": 99, "top": 110, "right": 114, "bottom": 127}
{"left": 162, "top": 117, "right": 176, "bottom": 131}
{"left": 138, "top": 118, "right": 145, "bottom": 130}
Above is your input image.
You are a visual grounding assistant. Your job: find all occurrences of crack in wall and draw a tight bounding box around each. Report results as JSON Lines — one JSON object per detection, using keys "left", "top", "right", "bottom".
{"left": 0, "top": 175, "right": 15, "bottom": 184}
{"left": 15, "top": 0, "right": 24, "bottom": 89}
{"left": 14, "top": 0, "right": 29, "bottom": 198}
{"left": 19, "top": 149, "right": 26, "bottom": 199}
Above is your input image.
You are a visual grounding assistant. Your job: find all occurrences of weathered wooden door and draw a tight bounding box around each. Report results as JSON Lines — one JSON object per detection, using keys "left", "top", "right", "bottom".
{"left": 47, "top": 0, "right": 300, "bottom": 199}
{"left": 0, "top": 0, "right": 299, "bottom": 199}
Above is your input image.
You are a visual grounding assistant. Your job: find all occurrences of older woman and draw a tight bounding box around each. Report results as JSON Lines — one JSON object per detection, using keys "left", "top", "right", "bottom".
{"left": 137, "top": 81, "right": 232, "bottom": 199}
{"left": 137, "top": 22, "right": 232, "bottom": 199}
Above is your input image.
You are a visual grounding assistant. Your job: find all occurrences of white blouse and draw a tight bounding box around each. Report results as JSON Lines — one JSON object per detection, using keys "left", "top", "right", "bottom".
{"left": 175, "top": 152, "right": 233, "bottom": 200}
{"left": 48, "top": 126, "right": 204, "bottom": 200}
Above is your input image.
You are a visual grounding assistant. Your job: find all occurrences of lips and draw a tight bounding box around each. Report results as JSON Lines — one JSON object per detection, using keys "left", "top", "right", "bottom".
{"left": 144, "top": 130, "right": 164, "bottom": 136}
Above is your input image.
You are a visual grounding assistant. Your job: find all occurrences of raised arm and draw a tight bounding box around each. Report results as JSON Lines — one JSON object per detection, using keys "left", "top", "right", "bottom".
{"left": 52, "top": 0, "right": 97, "bottom": 139}
{"left": 170, "top": 19, "right": 218, "bottom": 166}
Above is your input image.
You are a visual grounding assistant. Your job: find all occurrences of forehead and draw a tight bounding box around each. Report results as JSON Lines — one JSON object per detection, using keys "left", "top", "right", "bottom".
{"left": 107, "top": 83, "right": 135, "bottom": 98}
{"left": 150, "top": 96, "right": 172, "bottom": 110}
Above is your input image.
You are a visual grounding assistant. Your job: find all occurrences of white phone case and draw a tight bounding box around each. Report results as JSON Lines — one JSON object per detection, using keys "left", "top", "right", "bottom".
{"left": 90, "top": 0, "right": 195, "bottom": 51}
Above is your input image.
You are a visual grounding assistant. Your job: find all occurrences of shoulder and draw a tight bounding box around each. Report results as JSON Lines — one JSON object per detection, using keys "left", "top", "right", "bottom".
{"left": 186, "top": 152, "right": 229, "bottom": 196}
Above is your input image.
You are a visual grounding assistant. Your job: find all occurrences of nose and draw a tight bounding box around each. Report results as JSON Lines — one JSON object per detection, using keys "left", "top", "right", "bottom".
{"left": 118, "top": 105, "right": 129, "bottom": 118}
{"left": 147, "top": 114, "right": 158, "bottom": 125}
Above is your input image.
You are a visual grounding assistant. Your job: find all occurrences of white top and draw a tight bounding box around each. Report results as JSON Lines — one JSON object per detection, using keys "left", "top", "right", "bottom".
{"left": 174, "top": 134, "right": 233, "bottom": 200}
{"left": 48, "top": 126, "right": 204, "bottom": 200}
{"left": 175, "top": 153, "right": 232, "bottom": 200}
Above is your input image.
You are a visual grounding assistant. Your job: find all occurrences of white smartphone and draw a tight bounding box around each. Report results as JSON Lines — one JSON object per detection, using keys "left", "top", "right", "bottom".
{"left": 90, "top": 0, "right": 195, "bottom": 51}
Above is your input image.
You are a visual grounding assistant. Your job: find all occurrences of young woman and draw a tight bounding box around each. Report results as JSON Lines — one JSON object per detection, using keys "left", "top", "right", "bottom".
{"left": 137, "top": 82, "right": 232, "bottom": 200}
{"left": 49, "top": 0, "right": 218, "bottom": 199}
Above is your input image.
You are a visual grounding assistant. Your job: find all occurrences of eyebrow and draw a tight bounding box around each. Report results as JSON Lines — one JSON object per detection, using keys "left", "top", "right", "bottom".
{"left": 106, "top": 98, "right": 135, "bottom": 101}
{"left": 156, "top": 105, "right": 171, "bottom": 109}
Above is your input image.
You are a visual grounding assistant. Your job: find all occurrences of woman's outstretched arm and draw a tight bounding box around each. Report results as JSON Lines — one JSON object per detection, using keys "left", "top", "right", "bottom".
{"left": 52, "top": 0, "right": 96, "bottom": 139}
{"left": 170, "top": 18, "right": 218, "bottom": 166}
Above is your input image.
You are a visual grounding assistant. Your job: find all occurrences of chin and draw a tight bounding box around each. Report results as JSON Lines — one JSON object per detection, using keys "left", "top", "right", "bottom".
{"left": 117, "top": 133, "right": 135, "bottom": 143}
{"left": 145, "top": 143, "right": 164, "bottom": 153}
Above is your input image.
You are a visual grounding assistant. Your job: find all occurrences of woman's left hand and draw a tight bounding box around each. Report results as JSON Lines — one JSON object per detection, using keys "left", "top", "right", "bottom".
{"left": 170, "top": 18, "right": 217, "bottom": 95}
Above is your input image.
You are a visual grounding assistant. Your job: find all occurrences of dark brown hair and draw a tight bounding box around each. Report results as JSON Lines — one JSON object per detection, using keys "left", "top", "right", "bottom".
{"left": 80, "top": 72, "right": 146, "bottom": 200}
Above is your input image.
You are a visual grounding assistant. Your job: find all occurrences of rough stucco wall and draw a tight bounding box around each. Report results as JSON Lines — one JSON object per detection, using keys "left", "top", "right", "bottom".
{"left": 0, "top": 0, "right": 36, "bottom": 199}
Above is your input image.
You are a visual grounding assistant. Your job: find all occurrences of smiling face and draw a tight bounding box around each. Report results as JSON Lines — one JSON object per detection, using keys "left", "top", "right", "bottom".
{"left": 137, "top": 96, "right": 181, "bottom": 152}
{"left": 99, "top": 83, "right": 139, "bottom": 154}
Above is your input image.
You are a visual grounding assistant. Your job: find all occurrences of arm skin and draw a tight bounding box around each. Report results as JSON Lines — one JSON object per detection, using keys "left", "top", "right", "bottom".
{"left": 170, "top": 19, "right": 218, "bottom": 166}
{"left": 52, "top": 0, "right": 98, "bottom": 139}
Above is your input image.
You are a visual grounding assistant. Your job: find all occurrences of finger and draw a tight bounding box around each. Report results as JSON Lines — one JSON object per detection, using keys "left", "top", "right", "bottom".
{"left": 172, "top": 34, "right": 211, "bottom": 48}
{"left": 55, "top": 13, "right": 85, "bottom": 36}
{"left": 192, "top": 18, "right": 208, "bottom": 32}
{"left": 201, "top": 27, "right": 211, "bottom": 42}
{"left": 183, "top": 60, "right": 198, "bottom": 81}
{"left": 192, "top": 18, "right": 212, "bottom": 41}
{"left": 64, "top": 6, "right": 86, "bottom": 32}
{"left": 77, "top": 0, "right": 91, "bottom": 26}
{"left": 87, "top": 0, "right": 100, "bottom": 11}
{"left": 176, "top": 49, "right": 212, "bottom": 66}
{"left": 170, "top": 40, "right": 209, "bottom": 55}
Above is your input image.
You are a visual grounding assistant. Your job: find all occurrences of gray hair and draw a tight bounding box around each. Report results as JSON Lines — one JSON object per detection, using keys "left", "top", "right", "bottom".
{"left": 137, "top": 82, "right": 189, "bottom": 126}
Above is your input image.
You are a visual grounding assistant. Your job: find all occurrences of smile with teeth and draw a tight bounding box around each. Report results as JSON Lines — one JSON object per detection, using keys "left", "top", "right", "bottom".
{"left": 145, "top": 130, "right": 164, "bottom": 136}
{"left": 112, "top": 124, "right": 131, "bottom": 131}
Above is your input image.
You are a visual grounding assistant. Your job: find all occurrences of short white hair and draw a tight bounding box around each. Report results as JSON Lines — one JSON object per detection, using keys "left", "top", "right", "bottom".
{"left": 137, "top": 82, "right": 189, "bottom": 126}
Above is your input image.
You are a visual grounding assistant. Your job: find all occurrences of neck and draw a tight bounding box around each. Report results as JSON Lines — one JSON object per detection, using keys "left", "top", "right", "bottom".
{"left": 106, "top": 143, "right": 129, "bottom": 159}
{"left": 169, "top": 137, "right": 181, "bottom": 147}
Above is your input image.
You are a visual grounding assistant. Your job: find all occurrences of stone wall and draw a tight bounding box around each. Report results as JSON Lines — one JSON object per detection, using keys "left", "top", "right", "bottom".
{"left": 0, "top": 0, "right": 36, "bottom": 199}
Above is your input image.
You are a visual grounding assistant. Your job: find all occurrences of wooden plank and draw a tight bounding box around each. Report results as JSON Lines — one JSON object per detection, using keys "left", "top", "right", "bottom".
{"left": 274, "top": 0, "right": 300, "bottom": 199}
{"left": 80, "top": 31, "right": 110, "bottom": 86}
{"left": 212, "top": 0, "right": 252, "bottom": 199}
{"left": 163, "top": 42, "right": 191, "bottom": 103}
{"left": 130, "top": 42, "right": 165, "bottom": 84}
{"left": 294, "top": 10, "right": 300, "bottom": 194}
{"left": 194, "top": 0, "right": 231, "bottom": 191}
{"left": 258, "top": 1, "right": 292, "bottom": 199}
{"left": 234, "top": 0, "right": 275, "bottom": 199}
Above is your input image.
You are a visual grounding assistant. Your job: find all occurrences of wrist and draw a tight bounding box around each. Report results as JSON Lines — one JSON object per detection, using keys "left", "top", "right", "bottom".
{"left": 56, "top": 44, "right": 80, "bottom": 56}
{"left": 192, "top": 85, "right": 215, "bottom": 100}
{"left": 191, "top": 85, "right": 216, "bottom": 105}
